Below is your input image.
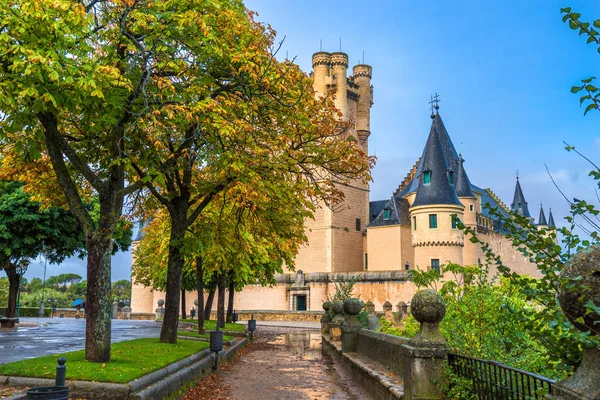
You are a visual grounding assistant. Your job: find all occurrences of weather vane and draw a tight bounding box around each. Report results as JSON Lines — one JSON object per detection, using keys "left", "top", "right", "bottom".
{"left": 428, "top": 93, "right": 441, "bottom": 118}
{"left": 516, "top": 170, "right": 520, "bottom": 179}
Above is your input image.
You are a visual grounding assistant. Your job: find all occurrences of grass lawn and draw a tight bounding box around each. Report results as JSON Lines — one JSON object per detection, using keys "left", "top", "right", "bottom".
{"left": 178, "top": 319, "right": 245, "bottom": 332}
{"left": 0, "top": 338, "right": 208, "bottom": 384}
{"left": 177, "top": 331, "right": 233, "bottom": 341}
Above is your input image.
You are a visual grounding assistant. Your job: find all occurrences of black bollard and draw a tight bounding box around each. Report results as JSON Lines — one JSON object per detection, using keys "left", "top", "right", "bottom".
{"left": 210, "top": 323, "right": 223, "bottom": 370}
{"left": 232, "top": 310, "right": 238, "bottom": 323}
{"left": 56, "top": 357, "right": 66, "bottom": 387}
{"left": 247, "top": 314, "right": 256, "bottom": 341}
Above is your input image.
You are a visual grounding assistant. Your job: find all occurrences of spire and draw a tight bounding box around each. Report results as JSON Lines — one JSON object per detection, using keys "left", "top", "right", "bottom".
{"left": 537, "top": 204, "right": 548, "bottom": 226}
{"left": 455, "top": 154, "right": 475, "bottom": 198}
{"left": 548, "top": 208, "right": 556, "bottom": 227}
{"left": 412, "top": 116, "right": 462, "bottom": 207}
{"left": 434, "top": 111, "right": 459, "bottom": 172}
{"left": 510, "top": 177, "right": 531, "bottom": 218}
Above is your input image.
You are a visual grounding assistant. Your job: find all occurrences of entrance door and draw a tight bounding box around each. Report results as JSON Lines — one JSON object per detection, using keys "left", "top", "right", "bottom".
{"left": 296, "top": 295, "right": 307, "bottom": 311}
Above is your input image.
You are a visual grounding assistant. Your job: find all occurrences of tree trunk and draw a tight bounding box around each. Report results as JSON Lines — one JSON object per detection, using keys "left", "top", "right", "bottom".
{"left": 204, "top": 289, "right": 215, "bottom": 320}
{"left": 181, "top": 289, "right": 187, "bottom": 320}
{"left": 217, "top": 272, "right": 226, "bottom": 328}
{"left": 160, "top": 211, "right": 187, "bottom": 343}
{"left": 5, "top": 265, "right": 19, "bottom": 318}
{"left": 85, "top": 236, "right": 113, "bottom": 362}
{"left": 226, "top": 277, "right": 235, "bottom": 323}
{"left": 196, "top": 256, "right": 205, "bottom": 334}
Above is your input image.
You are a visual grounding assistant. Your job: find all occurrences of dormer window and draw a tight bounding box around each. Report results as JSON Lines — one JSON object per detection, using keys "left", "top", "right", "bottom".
{"left": 423, "top": 171, "right": 431, "bottom": 185}
{"left": 383, "top": 208, "right": 390, "bottom": 220}
{"left": 448, "top": 171, "right": 454, "bottom": 185}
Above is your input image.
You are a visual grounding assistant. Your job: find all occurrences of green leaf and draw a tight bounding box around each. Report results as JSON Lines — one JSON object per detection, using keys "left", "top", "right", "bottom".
{"left": 569, "top": 20, "right": 579, "bottom": 30}
{"left": 560, "top": 7, "right": 571, "bottom": 13}
{"left": 584, "top": 103, "right": 598, "bottom": 115}
{"left": 571, "top": 85, "right": 584, "bottom": 93}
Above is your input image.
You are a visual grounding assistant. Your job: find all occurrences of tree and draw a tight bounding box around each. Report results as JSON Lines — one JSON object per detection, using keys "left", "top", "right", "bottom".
{"left": 111, "top": 280, "right": 132, "bottom": 302}
{"left": 0, "top": 0, "right": 156, "bottom": 362}
{"left": 0, "top": 181, "right": 84, "bottom": 318}
{"left": 126, "top": 1, "right": 372, "bottom": 343}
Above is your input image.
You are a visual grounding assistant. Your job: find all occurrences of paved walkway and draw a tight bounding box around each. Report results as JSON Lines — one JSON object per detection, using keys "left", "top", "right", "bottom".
{"left": 184, "top": 326, "right": 373, "bottom": 400}
{"left": 0, "top": 318, "right": 161, "bottom": 364}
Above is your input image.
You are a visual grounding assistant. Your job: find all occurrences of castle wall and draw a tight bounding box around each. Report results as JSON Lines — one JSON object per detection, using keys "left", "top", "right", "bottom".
{"left": 366, "top": 225, "right": 402, "bottom": 271}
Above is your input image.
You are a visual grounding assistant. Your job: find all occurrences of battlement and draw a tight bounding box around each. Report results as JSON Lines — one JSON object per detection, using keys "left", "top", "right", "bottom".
{"left": 353, "top": 64, "right": 372, "bottom": 79}
{"left": 312, "top": 51, "right": 331, "bottom": 67}
{"left": 394, "top": 158, "right": 420, "bottom": 196}
{"left": 330, "top": 52, "right": 349, "bottom": 67}
{"left": 484, "top": 188, "right": 511, "bottom": 214}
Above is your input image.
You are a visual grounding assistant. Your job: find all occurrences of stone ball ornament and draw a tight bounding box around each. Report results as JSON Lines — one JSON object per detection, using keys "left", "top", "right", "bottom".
{"left": 322, "top": 301, "right": 332, "bottom": 311}
{"left": 332, "top": 301, "right": 344, "bottom": 315}
{"left": 157, "top": 299, "right": 165, "bottom": 307}
{"left": 558, "top": 245, "right": 600, "bottom": 334}
{"left": 411, "top": 289, "right": 446, "bottom": 324}
{"left": 343, "top": 298, "right": 362, "bottom": 316}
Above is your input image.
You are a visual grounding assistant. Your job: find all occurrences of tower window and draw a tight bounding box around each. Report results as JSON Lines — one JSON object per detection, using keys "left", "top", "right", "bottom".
{"left": 448, "top": 171, "right": 454, "bottom": 185}
{"left": 451, "top": 215, "right": 457, "bottom": 229}
{"left": 356, "top": 218, "right": 361, "bottom": 231}
{"left": 383, "top": 209, "right": 390, "bottom": 220}
{"left": 469, "top": 204, "right": 474, "bottom": 212}
{"left": 431, "top": 259, "right": 440, "bottom": 273}
{"left": 413, "top": 216, "right": 417, "bottom": 230}
{"left": 365, "top": 253, "right": 368, "bottom": 270}
{"left": 429, "top": 214, "right": 437, "bottom": 229}
{"left": 423, "top": 171, "right": 431, "bottom": 185}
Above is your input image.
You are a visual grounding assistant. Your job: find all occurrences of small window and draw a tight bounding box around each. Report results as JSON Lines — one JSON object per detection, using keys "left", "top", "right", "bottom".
{"left": 423, "top": 171, "right": 431, "bottom": 185}
{"left": 431, "top": 259, "right": 440, "bottom": 273}
{"left": 356, "top": 218, "right": 361, "bottom": 231}
{"left": 365, "top": 253, "right": 368, "bottom": 270}
{"left": 451, "top": 215, "right": 457, "bottom": 229}
{"left": 429, "top": 214, "right": 437, "bottom": 229}
{"left": 469, "top": 204, "right": 474, "bottom": 212}
{"left": 518, "top": 202, "right": 522, "bottom": 209}
{"left": 296, "top": 295, "right": 307, "bottom": 311}
{"left": 413, "top": 216, "right": 417, "bottom": 230}
{"left": 404, "top": 262, "right": 410, "bottom": 270}
{"left": 448, "top": 171, "right": 454, "bottom": 185}
{"left": 383, "top": 209, "right": 390, "bottom": 220}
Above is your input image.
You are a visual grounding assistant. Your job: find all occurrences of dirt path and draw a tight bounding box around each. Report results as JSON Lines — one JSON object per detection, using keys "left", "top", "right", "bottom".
{"left": 183, "top": 327, "right": 373, "bottom": 400}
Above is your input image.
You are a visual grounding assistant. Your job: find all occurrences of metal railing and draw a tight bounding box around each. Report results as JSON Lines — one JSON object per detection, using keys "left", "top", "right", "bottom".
{"left": 448, "top": 353, "right": 556, "bottom": 399}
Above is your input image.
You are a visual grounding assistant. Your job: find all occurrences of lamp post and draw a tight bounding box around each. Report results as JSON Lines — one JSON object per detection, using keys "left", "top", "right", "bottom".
{"left": 15, "top": 259, "right": 29, "bottom": 320}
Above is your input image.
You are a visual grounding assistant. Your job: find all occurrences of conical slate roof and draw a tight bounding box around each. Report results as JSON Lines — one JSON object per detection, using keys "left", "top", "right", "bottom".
{"left": 510, "top": 178, "right": 531, "bottom": 218}
{"left": 434, "top": 112, "right": 459, "bottom": 172}
{"left": 538, "top": 204, "right": 547, "bottom": 226}
{"left": 412, "top": 117, "right": 462, "bottom": 207}
{"left": 455, "top": 154, "right": 475, "bottom": 198}
{"left": 548, "top": 208, "right": 556, "bottom": 227}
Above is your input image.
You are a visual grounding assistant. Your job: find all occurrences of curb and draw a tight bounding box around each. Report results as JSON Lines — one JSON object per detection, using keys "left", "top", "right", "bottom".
{"left": 0, "top": 338, "right": 248, "bottom": 400}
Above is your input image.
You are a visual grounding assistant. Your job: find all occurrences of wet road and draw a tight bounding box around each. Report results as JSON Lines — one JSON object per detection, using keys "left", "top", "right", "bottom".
{"left": 189, "top": 327, "right": 373, "bottom": 400}
{"left": 0, "top": 318, "right": 161, "bottom": 364}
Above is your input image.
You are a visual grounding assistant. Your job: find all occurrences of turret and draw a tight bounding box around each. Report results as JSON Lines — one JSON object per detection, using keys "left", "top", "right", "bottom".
{"left": 311, "top": 52, "right": 331, "bottom": 98}
{"left": 410, "top": 114, "right": 464, "bottom": 271}
{"left": 330, "top": 52, "right": 349, "bottom": 118}
{"left": 548, "top": 208, "right": 556, "bottom": 228}
{"left": 352, "top": 64, "right": 373, "bottom": 149}
{"left": 537, "top": 204, "right": 548, "bottom": 228}
{"left": 510, "top": 177, "right": 531, "bottom": 218}
{"left": 455, "top": 154, "right": 477, "bottom": 226}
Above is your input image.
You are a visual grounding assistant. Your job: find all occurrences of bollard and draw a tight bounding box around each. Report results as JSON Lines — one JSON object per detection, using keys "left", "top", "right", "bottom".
{"left": 210, "top": 323, "right": 224, "bottom": 370}
{"left": 56, "top": 357, "right": 66, "bottom": 387}
{"left": 232, "top": 310, "right": 238, "bottom": 323}
{"left": 190, "top": 308, "right": 196, "bottom": 320}
{"left": 248, "top": 314, "right": 257, "bottom": 340}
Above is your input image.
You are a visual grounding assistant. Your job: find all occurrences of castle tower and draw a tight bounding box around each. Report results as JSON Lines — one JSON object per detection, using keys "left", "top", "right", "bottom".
{"left": 409, "top": 114, "right": 464, "bottom": 272}
{"left": 330, "top": 52, "right": 349, "bottom": 117}
{"left": 293, "top": 50, "right": 373, "bottom": 274}
{"left": 455, "top": 153, "right": 479, "bottom": 266}
{"left": 511, "top": 177, "right": 531, "bottom": 218}
{"left": 353, "top": 64, "right": 373, "bottom": 154}
{"left": 548, "top": 208, "right": 556, "bottom": 228}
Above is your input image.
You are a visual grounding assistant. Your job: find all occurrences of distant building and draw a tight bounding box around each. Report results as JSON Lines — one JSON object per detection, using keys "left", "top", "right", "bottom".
{"left": 131, "top": 50, "right": 555, "bottom": 314}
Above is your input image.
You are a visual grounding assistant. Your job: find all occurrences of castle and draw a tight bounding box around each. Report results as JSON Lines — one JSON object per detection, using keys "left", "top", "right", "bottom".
{"left": 131, "top": 51, "right": 554, "bottom": 314}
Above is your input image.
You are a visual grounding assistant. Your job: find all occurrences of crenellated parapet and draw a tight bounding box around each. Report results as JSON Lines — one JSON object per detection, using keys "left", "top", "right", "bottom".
{"left": 352, "top": 64, "right": 372, "bottom": 79}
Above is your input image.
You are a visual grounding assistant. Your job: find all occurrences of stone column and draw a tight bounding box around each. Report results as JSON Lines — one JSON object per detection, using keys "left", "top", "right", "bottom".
{"left": 551, "top": 245, "right": 600, "bottom": 400}
{"left": 402, "top": 289, "right": 449, "bottom": 400}
{"left": 341, "top": 298, "right": 362, "bottom": 352}
{"left": 112, "top": 301, "right": 119, "bottom": 319}
{"left": 397, "top": 301, "right": 408, "bottom": 319}
{"left": 329, "top": 301, "right": 344, "bottom": 341}
{"left": 155, "top": 299, "right": 165, "bottom": 320}
{"left": 321, "top": 301, "right": 332, "bottom": 335}
{"left": 366, "top": 300, "right": 380, "bottom": 331}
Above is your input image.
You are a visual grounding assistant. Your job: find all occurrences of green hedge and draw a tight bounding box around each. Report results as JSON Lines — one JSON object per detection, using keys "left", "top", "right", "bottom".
{"left": 17, "top": 307, "right": 51, "bottom": 317}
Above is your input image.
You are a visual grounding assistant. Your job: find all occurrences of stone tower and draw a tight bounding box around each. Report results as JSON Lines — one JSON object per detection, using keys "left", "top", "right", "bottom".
{"left": 292, "top": 51, "right": 373, "bottom": 273}
{"left": 409, "top": 113, "right": 465, "bottom": 272}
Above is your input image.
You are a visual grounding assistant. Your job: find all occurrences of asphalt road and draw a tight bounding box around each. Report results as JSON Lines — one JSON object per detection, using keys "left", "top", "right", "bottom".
{"left": 0, "top": 318, "right": 162, "bottom": 364}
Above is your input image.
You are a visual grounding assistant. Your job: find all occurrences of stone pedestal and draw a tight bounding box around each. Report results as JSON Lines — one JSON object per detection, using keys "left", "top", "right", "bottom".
{"left": 112, "top": 301, "right": 119, "bottom": 319}
{"left": 550, "top": 348, "right": 600, "bottom": 400}
{"left": 122, "top": 306, "right": 132, "bottom": 320}
{"left": 366, "top": 300, "right": 380, "bottom": 331}
{"left": 341, "top": 298, "right": 362, "bottom": 352}
{"left": 383, "top": 300, "right": 393, "bottom": 322}
{"left": 155, "top": 308, "right": 164, "bottom": 320}
{"left": 329, "top": 301, "right": 345, "bottom": 341}
{"left": 402, "top": 289, "right": 448, "bottom": 400}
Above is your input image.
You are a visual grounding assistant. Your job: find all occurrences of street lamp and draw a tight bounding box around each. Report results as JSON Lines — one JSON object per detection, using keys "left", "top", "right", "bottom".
{"left": 15, "top": 259, "right": 29, "bottom": 320}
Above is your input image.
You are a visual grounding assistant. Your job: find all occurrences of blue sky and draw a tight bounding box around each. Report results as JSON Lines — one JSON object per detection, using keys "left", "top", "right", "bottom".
{"left": 22, "top": 1, "right": 600, "bottom": 282}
